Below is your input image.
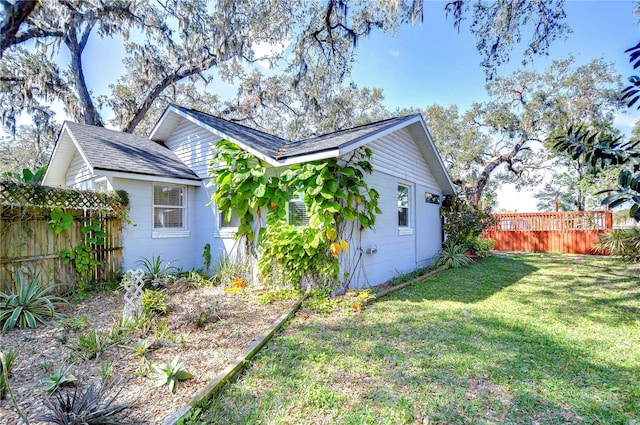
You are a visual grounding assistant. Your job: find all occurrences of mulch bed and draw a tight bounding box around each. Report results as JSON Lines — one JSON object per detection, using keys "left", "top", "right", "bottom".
{"left": 0, "top": 281, "right": 296, "bottom": 424}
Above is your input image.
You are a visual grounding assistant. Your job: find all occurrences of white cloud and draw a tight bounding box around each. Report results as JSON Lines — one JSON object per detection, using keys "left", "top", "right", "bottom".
{"left": 614, "top": 110, "right": 640, "bottom": 137}
{"left": 389, "top": 49, "right": 400, "bottom": 57}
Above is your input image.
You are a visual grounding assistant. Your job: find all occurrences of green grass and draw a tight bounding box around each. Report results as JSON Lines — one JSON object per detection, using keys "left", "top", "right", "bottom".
{"left": 190, "top": 254, "right": 640, "bottom": 424}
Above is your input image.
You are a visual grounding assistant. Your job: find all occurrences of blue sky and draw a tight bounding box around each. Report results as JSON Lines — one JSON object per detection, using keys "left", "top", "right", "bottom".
{"left": 24, "top": 1, "right": 640, "bottom": 211}
{"left": 345, "top": 0, "right": 639, "bottom": 211}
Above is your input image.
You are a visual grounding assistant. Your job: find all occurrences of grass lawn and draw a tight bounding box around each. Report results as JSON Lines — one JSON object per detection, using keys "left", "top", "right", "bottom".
{"left": 189, "top": 254, "right": 640, "bottom": 424}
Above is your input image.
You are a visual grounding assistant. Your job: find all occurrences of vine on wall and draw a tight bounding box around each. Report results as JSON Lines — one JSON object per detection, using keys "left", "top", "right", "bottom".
{"left": 210, "top": 140, "right": 380, "bottom": 290}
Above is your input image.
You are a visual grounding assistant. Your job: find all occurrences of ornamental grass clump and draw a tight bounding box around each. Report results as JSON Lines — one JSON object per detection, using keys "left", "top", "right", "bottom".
{"left": 0, "top": 272, "right": 66, "bottom": 334}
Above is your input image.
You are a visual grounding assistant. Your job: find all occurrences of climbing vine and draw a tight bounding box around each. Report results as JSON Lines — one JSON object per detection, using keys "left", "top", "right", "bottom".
{"left": 209, "top": 140, "right": 380, "bottom": 290}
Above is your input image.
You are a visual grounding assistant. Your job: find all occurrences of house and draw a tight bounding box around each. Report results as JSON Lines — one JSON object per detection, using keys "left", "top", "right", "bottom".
{"left": 43, "top": 105, "right": 456, "bottom": 288}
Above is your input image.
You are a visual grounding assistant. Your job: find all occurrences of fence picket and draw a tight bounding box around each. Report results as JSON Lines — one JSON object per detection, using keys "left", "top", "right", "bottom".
{"left": 483, "top": 211, "right": 612, "bottom": 254}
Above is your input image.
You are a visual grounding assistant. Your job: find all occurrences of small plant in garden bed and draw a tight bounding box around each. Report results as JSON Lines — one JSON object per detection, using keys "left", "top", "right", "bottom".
{"left": 437, "top": 242, "right": 472, "bottom": 269}
{"left": 0, "top": 347, "right": 17, "bottom": 398}
{"left": 0, "top": 271, "right": 66, "bottom": 334}
{"left": 57, "top": 315, "right": 88, "bottom": 331}
{"left": 70, "top": 330, "right": 112, "bottom": 360}
{"left": 152, "top": 355, "right": 192, "bottom": 392}
{"left": 39, "top": 365, "right": 77, "bottom": 394}
{"left": 39, "top": 382, "right": 132, "bottom": 425}
{"left": 195, "top": 301, "right": 222, "bottom": 328}
{"left": 1, "top": 347, "right": 27, "bottom": 422}
{"left": 137, "top": 255, "right": 177, "bottom": 288}
{"left": 257, "top": 288, "right": 302, "bottom": 306}
{"left": 122, "top": 338, "right": 155, "bottom": 359}
{"left": 141, "top": 289, "right": 172, "bottom": 317}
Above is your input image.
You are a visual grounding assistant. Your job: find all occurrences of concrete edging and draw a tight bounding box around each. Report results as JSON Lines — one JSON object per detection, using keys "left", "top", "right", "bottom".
{"left": 162, "top": 295, "right": 306, "bottom": 425}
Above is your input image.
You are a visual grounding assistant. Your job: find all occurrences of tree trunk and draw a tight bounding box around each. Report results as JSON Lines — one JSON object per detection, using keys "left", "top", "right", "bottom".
{"left": 64, "top": 23, "right": 103, "bottom": 127}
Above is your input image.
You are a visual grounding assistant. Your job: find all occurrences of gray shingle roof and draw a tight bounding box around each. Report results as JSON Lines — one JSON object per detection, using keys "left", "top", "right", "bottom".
{"left": 171, "top": 105, "right": 288, "bottom": 159}
{"left": 169, "top": 105, "right": 417, "bottom": 161}
{"left": 282, "top": 115, "right": 418, "bottom": 159}
{"left": 65, "top": 121, "right": 199, "bottom": 181}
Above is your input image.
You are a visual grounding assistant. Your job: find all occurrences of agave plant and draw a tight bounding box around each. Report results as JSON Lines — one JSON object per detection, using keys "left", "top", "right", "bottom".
{"left": 152, "top": 355, "right": 192, "bottom": 392}
{"left": 0, "top": 272, "right": 66, "bottom": 334}
{"left": 596, "top": 228, "right": 640, "bottom": 261}
{"left": 436, "top": 242, "right": 472, "bottom": 269}
{"left": 39, "top": 366, "right": 78, "bottom": 394}
{"left": 136, "top": 255, "right": 177, "bottom": 288}
{"left": 39, "top": 382, "right": 131, "bottom": 425}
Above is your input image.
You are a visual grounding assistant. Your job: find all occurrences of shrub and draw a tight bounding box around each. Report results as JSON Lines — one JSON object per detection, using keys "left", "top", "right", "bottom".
{"left": 0, "top": 272, "right": 65, "bottom": 334}
{"left": 39, "top": 383, "right": 131, "bottom": 425}
{"left": 441, "top": 196, "right": 495, "bottom": 248}
{"left": 141, "top": 289, "right": 171, "bottom": 318}
{"left": 437, "top": 242, "right": 472, "bottom": 269}
{"left": 596, "top": 228, "right": 640, "bottom": 261}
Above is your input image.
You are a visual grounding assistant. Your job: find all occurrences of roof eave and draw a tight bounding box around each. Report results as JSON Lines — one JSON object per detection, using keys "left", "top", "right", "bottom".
{"left": 411, "top": 118, "right": 457, "bottom": 196}
{"left": 151, "top": 105, "right": 282, "bottom": 166}
{"left": 100, "top": 170, "right": 202, "bottom": 186}
{"left": 43, "top": 123, "right": 95, "bottom": 187}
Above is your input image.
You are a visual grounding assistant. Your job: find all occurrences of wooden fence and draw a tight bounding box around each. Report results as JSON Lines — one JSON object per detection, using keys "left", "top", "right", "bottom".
{"left": 0, "top": 180, "right": 125, "bottom": 294}
{"left": 483, "top": 210, "right": 613, "bottom": 255}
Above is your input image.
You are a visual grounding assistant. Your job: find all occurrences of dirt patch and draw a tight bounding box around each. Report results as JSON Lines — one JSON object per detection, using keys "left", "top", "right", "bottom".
{"left": 0, "top": 283, "right": 296, "bottom": 424}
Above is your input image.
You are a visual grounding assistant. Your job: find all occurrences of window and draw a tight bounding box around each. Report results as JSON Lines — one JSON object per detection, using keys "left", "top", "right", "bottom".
{"left": 425, "top": 192, "right": 440, "bottom": 204}
{"left": 220, "top": 210, "right": 241, "bottom": 228}
{"left": 95, "top": 178, "right": 108, "bottom": 192}
{"left": 398, "top": 185, "right": 409, "bottom": 227}
{"left": 288, "top": 198, "right": 309, "bottom": 227}
{"left": 153, "top": 185, "right": 186, "bottom": 229}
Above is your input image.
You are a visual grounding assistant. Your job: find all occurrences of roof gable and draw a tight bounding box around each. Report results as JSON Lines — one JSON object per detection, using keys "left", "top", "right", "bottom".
{"left": 45, "top": 121, "right": 199, "bottom": 186}
{"left": 151, "top": 106, "right": 455, "bottom": 195}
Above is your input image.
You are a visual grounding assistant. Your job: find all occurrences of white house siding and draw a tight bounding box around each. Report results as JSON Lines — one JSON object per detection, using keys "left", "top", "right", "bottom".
{"left": 65, "top": 151, "right": 94, "bottom": 189}
{"left": 111, "top": 178, "right": 221, "bottom": 273}
{"left": 161, "top": 120, "right": 231, "bottom": 266}
{"left": 351, "top": 128, "right": 443, "bottom": 288}
{"left": 164, "top": 120, "right": 219, "bottom": 179}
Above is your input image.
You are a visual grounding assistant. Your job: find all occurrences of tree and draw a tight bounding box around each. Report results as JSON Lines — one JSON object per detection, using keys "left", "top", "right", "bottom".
{"left": 218, "top": 70, "right": 391, "bottom": 141}
{"left": 0, "top": 0, "right": 40, "bottom": 57}
{"left": 0, "top": 106, "right": 58, "bottom": 173}
{"left": 1, "top": 0, "right": 570, "bottom": 132}
{"left": 535, "top": 124, "right": 621, "bottom": 212}
{"left": 409, "top": 58, "right": 622, "bottom": 205}
{"left": 553, "top": 41, "right": 640, "bottom": 221}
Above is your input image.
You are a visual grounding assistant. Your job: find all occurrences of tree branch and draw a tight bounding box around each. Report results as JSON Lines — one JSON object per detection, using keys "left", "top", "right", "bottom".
{"left": 0, "top": 0, "right": 39, "bottom": 57}
{"left": 122, "top": 54, "right": 219, "bottom": 133}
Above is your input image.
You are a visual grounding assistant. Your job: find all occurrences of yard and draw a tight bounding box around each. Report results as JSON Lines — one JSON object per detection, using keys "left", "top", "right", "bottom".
{"left": 189, "top": 254, "right": 640, "bottom": 424}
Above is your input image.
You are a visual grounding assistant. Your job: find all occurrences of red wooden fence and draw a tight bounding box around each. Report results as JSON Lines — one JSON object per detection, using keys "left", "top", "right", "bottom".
{"left": 483, "top": 211, "right": 613, "bottom": 254}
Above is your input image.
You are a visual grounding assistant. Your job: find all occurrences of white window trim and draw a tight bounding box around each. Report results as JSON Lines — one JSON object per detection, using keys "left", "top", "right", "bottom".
{"left": 152, "top": 184, "right": 190, "bottom": 238}
{"left": 398, "top": 184, "right": 413, "bottom": 235}
{"left": 216, "top": 210, "right": 239, "bottom": 239}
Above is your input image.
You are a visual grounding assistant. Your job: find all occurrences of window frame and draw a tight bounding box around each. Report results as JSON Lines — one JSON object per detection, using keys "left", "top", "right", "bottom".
{"left": 288, "top": 196, "right": 310, "bottom": 227}
{"left": 397, "top": 184, "right": 413, "bottom": 235}
{"left": 152, "top": 184, "right": 189, "bottom": 238}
